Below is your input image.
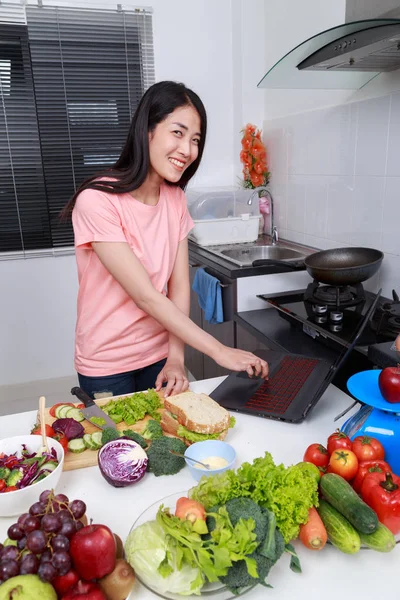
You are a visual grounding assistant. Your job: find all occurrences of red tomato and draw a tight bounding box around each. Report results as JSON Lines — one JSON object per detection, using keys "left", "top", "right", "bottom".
{"left": 327, "top": 429, "right": 352, "bottom": 455}
{"left": 0, "top": 480, "right": 6, "bottom": 492}
{"left": 54, "top": 432, "right": 69, "bottom": 452}
{"left": 4, "top": 486, "right": 18, "bottom": 493}
{"left": 352, "top": 435, "right": 385, "bottom": 462}
{"left": 49, "top": 402, "right": 75, "bottom": 418}
{"left": 31, "top": 424, "right": 55, "bottom": 438}
{"left": 303, "top": 444, "right": 329, "bottom": 468}
{"left": 328, "top": 449, "right": 359, "bottom": 481}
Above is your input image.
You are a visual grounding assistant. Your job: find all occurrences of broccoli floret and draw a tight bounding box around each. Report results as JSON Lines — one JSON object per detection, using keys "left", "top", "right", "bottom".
{"left": 141, "top": 419, "right": 164, "bottom": 440}
{"left": 101, "top": 427, "right": 120, "bottom": 446}
{"left": 122, "top": 430, "right": 148, "bottom": 449}
{"left": 146, "top": 436, "right": 187, "bottom": 476}
{"left": 224, "top": 497, "right": 268, "bottom": 544}
{"left": 220, "top": 552, "right": 275, "bottom": 594}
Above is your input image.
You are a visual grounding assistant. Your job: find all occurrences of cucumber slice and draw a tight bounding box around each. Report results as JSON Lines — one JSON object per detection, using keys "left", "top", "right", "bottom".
{"left": 83, "top": 434, "right": 97, "bottom": 450}
{"left": 43, "top": 461, "right": 59, "bottom": 472}
{"left": 68, "top": 439, "right": 86, "bottom": 453}
{"left": 59, "top": 405, "right": 73, "bottom": 418}
{"left": 91, "top": 431, "right": 103, "bottom": 449}
{"left": 65, "top": 407, "right": 85, "bottom": 422}
{"left": 55, "top": 404, "right": 71, "bottom": 418}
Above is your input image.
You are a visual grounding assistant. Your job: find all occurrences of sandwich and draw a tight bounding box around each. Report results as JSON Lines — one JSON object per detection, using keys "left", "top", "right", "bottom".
{"left": 161, "top": 391, "right": 235, "bottom": 446}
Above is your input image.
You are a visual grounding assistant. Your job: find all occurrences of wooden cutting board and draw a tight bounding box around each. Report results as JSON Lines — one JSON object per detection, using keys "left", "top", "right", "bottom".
{"left": 39, "top": 392, "right": 165, "bottom": 471}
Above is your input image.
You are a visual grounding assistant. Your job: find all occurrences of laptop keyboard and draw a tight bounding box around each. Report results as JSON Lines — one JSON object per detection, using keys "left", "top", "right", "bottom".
{"left": 244, "top": 356, "right": 319, "bottom": 414}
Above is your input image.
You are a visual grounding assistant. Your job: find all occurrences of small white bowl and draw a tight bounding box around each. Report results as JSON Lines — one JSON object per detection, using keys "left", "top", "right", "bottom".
{"left": 0, "top": 435, "right": 64, "bottom": 517}
{"left": 184, "top": 440, "right": 236, "bottom": 482}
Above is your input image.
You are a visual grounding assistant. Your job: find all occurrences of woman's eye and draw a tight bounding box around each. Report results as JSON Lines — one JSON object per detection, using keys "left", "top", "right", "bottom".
{"left": 173, "top": 130, "right": 183, "bottom": 136}
{"left": 193, "top": 138, "right": 200, "bottom": 145}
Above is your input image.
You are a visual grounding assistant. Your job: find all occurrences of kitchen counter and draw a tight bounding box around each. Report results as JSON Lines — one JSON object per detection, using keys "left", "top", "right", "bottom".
{"left": 0, "top": 377, "right": 397, "bottom": 599}
{"left": 189, "top": 235, "right": 316, "bottom": 279}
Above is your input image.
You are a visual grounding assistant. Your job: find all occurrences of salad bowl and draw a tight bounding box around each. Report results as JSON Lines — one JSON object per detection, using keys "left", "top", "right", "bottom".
{"left": 0, "top": 434, "right": 64, "bottom": 517}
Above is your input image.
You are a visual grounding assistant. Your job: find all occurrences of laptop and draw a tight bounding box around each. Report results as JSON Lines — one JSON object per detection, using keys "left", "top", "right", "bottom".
{"left": 210, "top": 290, "right": 382, "bottom": 424}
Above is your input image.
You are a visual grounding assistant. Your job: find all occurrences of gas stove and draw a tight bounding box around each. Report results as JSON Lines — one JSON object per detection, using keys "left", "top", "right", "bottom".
{"left": 258, "top": 283, "right": 400, "bottom": 353}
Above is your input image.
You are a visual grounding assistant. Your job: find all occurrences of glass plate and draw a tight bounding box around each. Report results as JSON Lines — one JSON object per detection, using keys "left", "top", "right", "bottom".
{"left": 128, "top": 491, "right": 256, "bottom": 600}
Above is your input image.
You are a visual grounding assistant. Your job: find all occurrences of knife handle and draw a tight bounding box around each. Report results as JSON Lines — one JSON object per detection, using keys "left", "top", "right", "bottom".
{"left": 71, "top": 387, "right": 95, "bottom": 407}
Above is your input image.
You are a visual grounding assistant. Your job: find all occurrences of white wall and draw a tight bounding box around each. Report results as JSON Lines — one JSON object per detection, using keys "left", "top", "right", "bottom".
{"left": 1, "top": 0, "right": 267, "bottom": 385}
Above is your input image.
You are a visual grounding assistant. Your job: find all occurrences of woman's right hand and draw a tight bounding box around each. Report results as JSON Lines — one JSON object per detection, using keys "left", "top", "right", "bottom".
{"left": 214, "top": 346, "right": 269, "bottom": 379}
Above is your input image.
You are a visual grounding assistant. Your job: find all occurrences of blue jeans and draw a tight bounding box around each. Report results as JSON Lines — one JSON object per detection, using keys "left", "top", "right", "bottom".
{"left": 77, "top": 358, "right": 167, "bottom": 399}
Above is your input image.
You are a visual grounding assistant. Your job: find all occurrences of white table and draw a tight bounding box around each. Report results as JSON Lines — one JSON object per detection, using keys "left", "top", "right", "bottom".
{"left": 0, "top": 377, "right": 397, "bottom": 599}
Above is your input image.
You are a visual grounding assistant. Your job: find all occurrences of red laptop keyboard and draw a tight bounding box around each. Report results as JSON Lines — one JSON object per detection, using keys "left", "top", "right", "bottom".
{"left": 244, "top": 356, "right": 319, "bottom": 414}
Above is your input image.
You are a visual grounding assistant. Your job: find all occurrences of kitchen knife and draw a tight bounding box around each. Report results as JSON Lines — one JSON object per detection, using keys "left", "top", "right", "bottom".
{"left": 71, "top": 387, "right": 117, "bottom": 431}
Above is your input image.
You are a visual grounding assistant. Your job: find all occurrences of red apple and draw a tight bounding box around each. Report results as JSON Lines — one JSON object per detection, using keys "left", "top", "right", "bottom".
{"left": 378, "top": 366, "right": 400, "bottom": 404}
{"left": 52, "top": 568, "right": 80, "bottom": 596}
{"left": 61, "top": 580, "right": 107, "bottom": 600}
{"left": 69, "top": 524, "right": 116, "bottom": 581}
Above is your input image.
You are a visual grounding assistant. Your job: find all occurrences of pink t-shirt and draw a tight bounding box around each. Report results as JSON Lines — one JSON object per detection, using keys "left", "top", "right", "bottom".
{"left": 72, "top": 183, "right": 194, "bottom": 376}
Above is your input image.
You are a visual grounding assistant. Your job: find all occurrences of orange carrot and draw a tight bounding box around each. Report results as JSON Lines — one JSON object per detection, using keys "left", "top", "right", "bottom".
{"left": 299, "top": 506, "right": 328, "bottom": 550}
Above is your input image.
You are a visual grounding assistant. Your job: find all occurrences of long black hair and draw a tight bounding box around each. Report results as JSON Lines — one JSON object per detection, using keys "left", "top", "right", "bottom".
{"left": 61, "top": 81, "right": 207, "bottom": 219}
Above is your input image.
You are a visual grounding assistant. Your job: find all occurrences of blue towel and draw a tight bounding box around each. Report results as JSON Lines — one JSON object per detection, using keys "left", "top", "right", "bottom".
{"left": 192, "top": 268, "right": 224, "bottom": 324}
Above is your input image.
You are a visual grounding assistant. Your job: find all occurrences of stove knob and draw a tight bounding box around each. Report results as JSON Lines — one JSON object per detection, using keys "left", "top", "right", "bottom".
{"left": 312, "top": 304, "right": 328, "bottom": 315}
{"left": 330, "top": 311, "right": 344, "bottom": 323}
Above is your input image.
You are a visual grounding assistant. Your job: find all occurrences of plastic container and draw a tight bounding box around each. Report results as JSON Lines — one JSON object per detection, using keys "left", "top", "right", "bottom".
{"left": 186, "top": 187, "right": 260, "bottom": 246}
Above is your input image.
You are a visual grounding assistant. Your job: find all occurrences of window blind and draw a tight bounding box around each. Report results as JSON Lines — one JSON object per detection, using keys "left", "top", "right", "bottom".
{"left": 0, "top": 3, "right": 154, "bottom": 257}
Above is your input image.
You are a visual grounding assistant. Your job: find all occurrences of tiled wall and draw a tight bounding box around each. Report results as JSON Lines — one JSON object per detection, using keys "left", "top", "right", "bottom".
{"left": 263, "top": 93, "right": 400, "bottom": 298}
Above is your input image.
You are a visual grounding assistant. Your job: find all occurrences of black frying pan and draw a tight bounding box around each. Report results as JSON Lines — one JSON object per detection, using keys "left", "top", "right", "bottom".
{"left": 304, "top": 247, "right": 383, "bottom": 285}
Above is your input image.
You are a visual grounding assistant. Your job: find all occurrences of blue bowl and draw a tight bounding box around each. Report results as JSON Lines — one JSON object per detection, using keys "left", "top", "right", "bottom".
{"left": 184, "top": 440, "right": 236, "bottom": 481}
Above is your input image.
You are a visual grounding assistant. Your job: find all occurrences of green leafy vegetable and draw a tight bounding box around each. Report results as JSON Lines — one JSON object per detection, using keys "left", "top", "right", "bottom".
{"left": 90, "top": 416, "right": 106, "bottom": 427}
{"left": 125, "top": 519, "right": 203, "bottom": 596}
{"left": 102, "top": 389, "right": 162, "bottom": 426}
{"left": 285, "top": 543, "right": 302, "bottom": 573}
{"left": 189, "top": 452, "right": 319, "bottom": 543}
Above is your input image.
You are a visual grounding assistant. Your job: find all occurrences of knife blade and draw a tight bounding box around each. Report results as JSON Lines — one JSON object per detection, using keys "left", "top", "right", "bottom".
{"left": 71, "top": 387, "right": 117, "bottom": 431}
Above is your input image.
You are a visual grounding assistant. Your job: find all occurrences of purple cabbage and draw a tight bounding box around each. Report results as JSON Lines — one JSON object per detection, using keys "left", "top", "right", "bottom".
{"left": 98, "top": 438, "right": 148, "bottom": 487}
{"left": 52, "top": 418, "right": 84, "bottom": 440}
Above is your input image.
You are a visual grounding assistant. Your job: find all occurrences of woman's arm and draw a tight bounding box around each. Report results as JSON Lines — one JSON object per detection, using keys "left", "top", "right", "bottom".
{"left": 166, "top": 237, "right": 190, "bottom": 365}
{"left": 92, "top": 241, "right": 268, "bottom": 378}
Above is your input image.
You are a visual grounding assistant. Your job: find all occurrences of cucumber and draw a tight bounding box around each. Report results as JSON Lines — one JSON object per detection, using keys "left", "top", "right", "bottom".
{"left": 83, "top": 434, "right": 97, "bottom": 450}
{"left": 59, "top": 405, "right": 73, "bottom": 418}
{"left": 320, "top": 473, "right": 379, "bottom": 534}
{"left": 65, "top": 407, "right": 85, "bottom": 422}
{"left": 43, "top": 461, "right": 59, "bottom": 472}
{"left": 55, "top": 404, "right": 71, "bottom": 418}
{"left": 317, "top": 499, "right": 361, "bottom": 554}
{"left": 359, "top": 522, "right": 396, "bottom": 553}
{"left": 68, "top": 439, "right": 86, "bottom": 453}
{"left": 91, "top": 431, "right": 103, "bottom": 449}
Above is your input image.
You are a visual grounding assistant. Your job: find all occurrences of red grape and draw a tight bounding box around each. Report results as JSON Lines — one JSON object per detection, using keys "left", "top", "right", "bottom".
{"left": 17, "top": 536, "right": 27, "bottom": 551}
{"left": 7, "top": 524, "right": 24, "bottom": 541}
{"left": 60, "top": 519, "right": 76, "bottom": 539}
{"left": 20, "top": 553, "right": 39, "bottom": 575}
{"left": 54, "top": 493, "right": 69, "bottom": 504}
{"left": 51, "top": 534, "right": 69, "bottom": 552}
{"left": 41, "top": 513, "right": 62, "bottom": 533}
{"left": 29, "top": 501, "right": 46, "bottom": 516}
{"left": 17, "top": 513, "right": 30, "bottom": 528}
{"left": 52, "top": 551, "right": 71, "bottom": 576}
{"left": 26, "top": 529, "right": 47, "bottom": 553}
{"left": 0, "top": 559, "right": 19, "bottom": 580}
{"left": 1, "top": 546, "right": 19, "bottom": 561}
{"left": 23, "top": 516, "right": 41, "bottom": 533}
{"left": 69, "top": 499, "right": 86, "bottom": 519}
{"left": 38, "top": 561, "right": 57, "bottom": 582}
{"left": 39, "top": 490, "right": 52, "bottom": 503}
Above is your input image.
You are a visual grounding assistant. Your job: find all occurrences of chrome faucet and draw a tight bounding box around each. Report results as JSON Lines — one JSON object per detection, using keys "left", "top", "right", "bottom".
{"left": 247, "top": 186, "right": 278, "bottom": 245}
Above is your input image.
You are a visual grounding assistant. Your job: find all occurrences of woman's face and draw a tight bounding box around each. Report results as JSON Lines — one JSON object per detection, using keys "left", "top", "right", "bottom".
{"left": 148, "top": 105, "right": 201, "bottom": 183}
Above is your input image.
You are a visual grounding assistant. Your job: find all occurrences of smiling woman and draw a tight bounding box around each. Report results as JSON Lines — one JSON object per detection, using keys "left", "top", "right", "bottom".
{"left": 60, "top": 81, "right": 269, "bottom": 400}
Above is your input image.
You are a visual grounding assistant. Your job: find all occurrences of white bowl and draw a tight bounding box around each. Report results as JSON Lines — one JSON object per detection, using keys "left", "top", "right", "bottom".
{"left": 0, "top": 435, "right": 64, "bottom": 517}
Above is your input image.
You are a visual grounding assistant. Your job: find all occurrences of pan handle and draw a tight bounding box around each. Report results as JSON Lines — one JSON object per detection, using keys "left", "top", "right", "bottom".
{"left": 71, "top": 386, "right": 95, "bottom": 408}
{"left": 252, "top": 259, "right": 301, "bottom": 270}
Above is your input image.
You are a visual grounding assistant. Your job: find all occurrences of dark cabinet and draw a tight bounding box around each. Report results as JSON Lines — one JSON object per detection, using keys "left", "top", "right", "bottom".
{"left": 185, "top": 265, "right": 235, "bottom": 381}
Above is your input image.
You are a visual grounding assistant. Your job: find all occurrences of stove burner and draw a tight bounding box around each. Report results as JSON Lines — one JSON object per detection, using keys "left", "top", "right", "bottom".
{"left": 304, "top": 281, "right": 366, "bottom": 309}
{"left": 371, "top": 289, "right": 400, "bottom": 339}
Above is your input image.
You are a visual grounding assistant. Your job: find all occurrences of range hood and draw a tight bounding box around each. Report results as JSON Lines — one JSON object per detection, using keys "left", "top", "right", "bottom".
{"left": 258, "top": 19, "right": 400, "bottom": 90}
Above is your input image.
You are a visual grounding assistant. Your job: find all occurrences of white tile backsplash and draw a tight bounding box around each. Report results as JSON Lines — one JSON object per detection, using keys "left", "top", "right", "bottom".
{"left": 264, "top": 90, "right": 400, "bottom": 295}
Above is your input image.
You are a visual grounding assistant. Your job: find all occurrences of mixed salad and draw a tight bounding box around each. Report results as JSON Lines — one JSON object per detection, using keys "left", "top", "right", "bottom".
{"left": 0, "top": 446, "right": 59, "bottom": 493}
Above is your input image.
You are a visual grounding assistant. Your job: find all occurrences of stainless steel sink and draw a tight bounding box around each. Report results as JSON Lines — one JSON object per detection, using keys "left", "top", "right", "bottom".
{"left": 208, "top": 245, "right": 307, "bottom": 267}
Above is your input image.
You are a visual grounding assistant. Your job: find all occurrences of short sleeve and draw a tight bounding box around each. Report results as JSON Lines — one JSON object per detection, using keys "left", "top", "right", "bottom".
{"left": 178, "top": 190, "right": 194, "bottom": 242}
{"left": 72, "top": 189, "right": 127, "bottom": 248}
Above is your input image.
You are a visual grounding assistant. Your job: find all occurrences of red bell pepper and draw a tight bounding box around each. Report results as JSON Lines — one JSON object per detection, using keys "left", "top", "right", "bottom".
{"left": 361, "top": 471, "right": 400, "bottom": 535}
{"left": 352, "top": 459, "right": 392, "bottom": 494}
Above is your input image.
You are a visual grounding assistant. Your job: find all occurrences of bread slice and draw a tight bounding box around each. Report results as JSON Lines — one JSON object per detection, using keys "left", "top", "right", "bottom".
{"left": 163, "top": 391, "right": 230, "bottom": 434}
{"left": 161, "top": 410, "right": 228, "bottom": 447}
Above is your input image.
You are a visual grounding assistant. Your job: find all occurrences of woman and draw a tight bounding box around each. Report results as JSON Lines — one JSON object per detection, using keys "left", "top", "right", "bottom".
{"left": 63, "top": 81, "right": 269, "bottom": 399}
